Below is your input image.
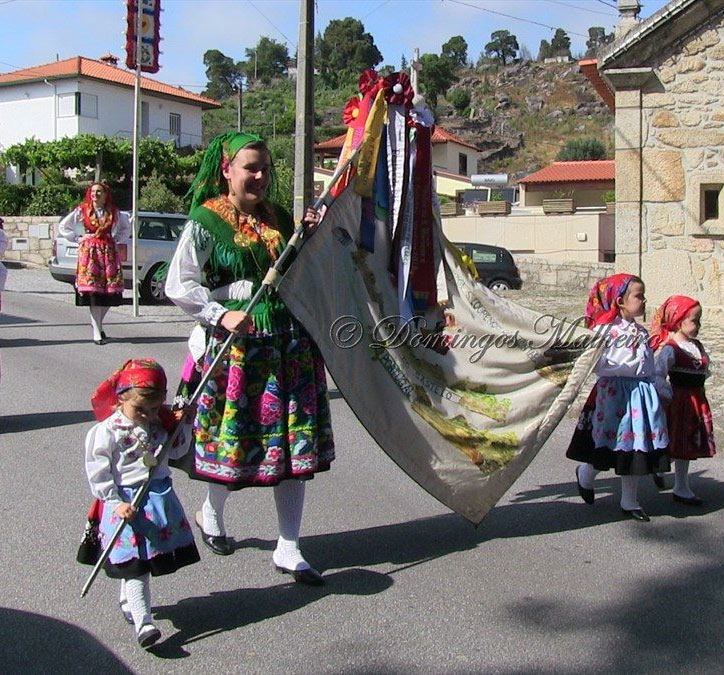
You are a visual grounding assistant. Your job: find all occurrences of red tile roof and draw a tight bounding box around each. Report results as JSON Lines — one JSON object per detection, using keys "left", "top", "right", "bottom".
{"left": 315, "top": 126, "right": 480, "bottom": 152}
{"left": 518, "top": 160, "right": 615, "bottom": 184}
{"left": 0, "top": 56, "right": 221, "bottom": 109}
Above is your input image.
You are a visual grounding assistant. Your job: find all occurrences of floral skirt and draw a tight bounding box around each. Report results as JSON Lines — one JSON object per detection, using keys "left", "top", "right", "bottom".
{"left": 99, "top": 477, "right": 199, "bottom": 579}
{"left": 566, "top": 378, "right": 670, "bottom": 475}
{"left": 181, "top": 322, "right": 335, "bottom": 488}
{"left": 667, "top": 387, "right": 716, "bottom": 460}
{"left": 75, "top": 235, "right": 124, "bottom": 301}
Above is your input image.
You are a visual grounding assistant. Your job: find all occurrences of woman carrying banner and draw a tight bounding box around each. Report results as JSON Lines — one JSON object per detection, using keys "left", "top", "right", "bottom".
{"left": 58, "top": 182, "right": 131, "bottom": 344}
{"left": 165, "top": 132, "right": 334, "bottom": 585}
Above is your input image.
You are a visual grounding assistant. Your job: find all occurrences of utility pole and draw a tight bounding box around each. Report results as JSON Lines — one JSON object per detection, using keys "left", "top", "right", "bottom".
{"left": 237, "top": 85, "right": 243, "bottom": 132}
{"left": 293, "top": 0, "right": 314, "bottom": 222}
{"left": 131, "top": 2, "right": 142, "bottom": 317}
{"left": 411, "top": 47, "right": 422, "bottom": 96}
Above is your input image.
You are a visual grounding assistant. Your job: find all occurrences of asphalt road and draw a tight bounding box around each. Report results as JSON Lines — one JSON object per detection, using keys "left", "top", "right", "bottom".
{"left": 2, "top": 268, "right": 724, "bottom": 674}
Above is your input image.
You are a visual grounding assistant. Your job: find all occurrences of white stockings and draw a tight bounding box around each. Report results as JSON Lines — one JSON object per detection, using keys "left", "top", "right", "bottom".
{"left": 89, "top": 304, "right": 109, "bottom": 341}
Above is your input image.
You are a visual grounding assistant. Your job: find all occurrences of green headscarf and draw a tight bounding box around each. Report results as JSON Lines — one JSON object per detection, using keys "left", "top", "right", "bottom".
{"left": 186, "top": 132, "right": 278, "bottom": 211}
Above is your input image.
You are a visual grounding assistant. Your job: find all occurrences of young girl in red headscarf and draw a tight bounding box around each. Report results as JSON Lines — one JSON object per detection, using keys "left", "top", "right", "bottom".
{"left": 84, "top": 358, "right": 199, "bottom": 649}
{"left": 651, "top": 296, "right": 715, "bottom": 505}
{"left": 566, "top": 274, "right": 670, "bottom": 522}
{"left": 58, "top": 182, "right": 131, "bottom": 344}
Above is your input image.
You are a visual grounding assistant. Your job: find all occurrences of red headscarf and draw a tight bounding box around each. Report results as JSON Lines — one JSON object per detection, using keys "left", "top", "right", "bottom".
{"left": 80, "top": 182, "right": 117, "bottom": 233}
{"left": 584, "top": 273, "right": 638, "bottom": 328}
{"left": 91, "top": 358, "right": 168, "bottom": 422}
{"left": 649, "top": 295, "right": 700, "bottom": 350}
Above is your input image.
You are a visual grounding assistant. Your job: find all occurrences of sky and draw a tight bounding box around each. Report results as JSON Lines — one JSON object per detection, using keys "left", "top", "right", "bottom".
{"left": 0, "top": 0, "right": 673, "bottom": 94}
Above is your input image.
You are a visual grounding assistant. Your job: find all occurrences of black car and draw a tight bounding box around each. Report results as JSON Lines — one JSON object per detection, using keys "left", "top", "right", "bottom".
{"left": 453, "top": 242, "right": 522, "bottom": 291}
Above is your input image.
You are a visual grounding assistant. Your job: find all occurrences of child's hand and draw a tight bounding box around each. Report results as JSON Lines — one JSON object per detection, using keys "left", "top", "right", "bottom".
{"left": 114, "top": 502, "right": 137, "bottom": 520}
{"left": 173, "top": 404, "right": 197, "bottom": 422}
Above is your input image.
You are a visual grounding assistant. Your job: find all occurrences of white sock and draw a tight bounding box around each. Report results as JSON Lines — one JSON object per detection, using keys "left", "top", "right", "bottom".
{"left": 89, "top": 306, "right": 103, "bottom": 341}
{"left": 620, "top": 475, "right": 641, "bottom": 511}
{"left": 673, "top": 459, "right": 694, "bottom": 498}
{"left": 272, "top": 480, "right": 309, "bottom": 571}
{"left": 125, "top": 574, "right": 152, "bottom": 631}
{"left": 578, "top": 463, "right": 599, "bottom": 489}
{"left": 119, "top": 579, "right": 127, "bottom": 605}
{"left": 202, "top": 483, "right": 229, "bottom": 536}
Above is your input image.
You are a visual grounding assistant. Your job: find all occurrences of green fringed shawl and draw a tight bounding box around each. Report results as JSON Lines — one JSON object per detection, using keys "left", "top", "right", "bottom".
{"left": 190, "top": 198, "right": 294, "bottom": 334}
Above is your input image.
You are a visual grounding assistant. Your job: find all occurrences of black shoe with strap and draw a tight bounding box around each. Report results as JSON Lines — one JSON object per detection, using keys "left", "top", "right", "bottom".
{"left": 620, "top": 507, "right": 650, "bottom": 522}
{"left": 194, "top": 511, "right": 233, "bottom": 555}
{"left": 673, "top": 493, "right": 703, "bottom": 506}
{"left": 575, "top": 466, "right": 595, "bottom": 505}
{"left": 274, "top": 564, "right": 325, "bottom": 586}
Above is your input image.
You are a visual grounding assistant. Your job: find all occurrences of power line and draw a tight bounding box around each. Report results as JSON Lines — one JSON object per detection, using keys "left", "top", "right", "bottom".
{"left": 445, "top": 0, "right": 589, "bottom": 38}
{"left": 245, "top": 0, "right": 294, "bottom": 48}
{"left": 595, "top": 0, "right": 619, "bottom": 9}
{"left": 543, "top": 0, "right": 616, "bottom": 17}
{"left": 361, "top": 0, "right": 392, "bottom": 20}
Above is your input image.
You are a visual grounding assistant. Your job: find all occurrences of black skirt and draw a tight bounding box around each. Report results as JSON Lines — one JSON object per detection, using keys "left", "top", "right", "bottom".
{"left": 75, "top": 289, "right": 124, "bottom": 307}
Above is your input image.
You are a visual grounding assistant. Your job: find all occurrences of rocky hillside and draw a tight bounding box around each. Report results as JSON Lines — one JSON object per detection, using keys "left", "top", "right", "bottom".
{"left": 430, "top": 61, "right": 614, "bottom": 176}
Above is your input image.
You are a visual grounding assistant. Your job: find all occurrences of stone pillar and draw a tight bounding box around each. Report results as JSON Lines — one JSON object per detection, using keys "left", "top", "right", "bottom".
{"left": 617, "top": 0, "right": 642, "bottom": 39}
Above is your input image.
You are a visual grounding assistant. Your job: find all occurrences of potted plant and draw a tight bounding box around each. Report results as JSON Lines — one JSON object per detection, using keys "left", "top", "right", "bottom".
{"left": 475, "top": 190, "right": 511, "bottom": 215}
{"left": 542, "top": 189, "right": 575, "bottom": 214}
{"left": 603, "top": 189, "right": 615, "bottom": 214}
{"left": 438, "top": 195, "right": 463, "bottom": 216}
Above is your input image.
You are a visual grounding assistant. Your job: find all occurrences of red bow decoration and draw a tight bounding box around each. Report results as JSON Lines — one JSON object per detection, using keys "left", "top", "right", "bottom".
{"left": 358, "top": 69, "right": 380, "bottom": 95}
{"left": 382, "top": 71, "right": 414, "bottom": 108}
{"left": 343, "top": 96, "right": 363, "bottom": 127}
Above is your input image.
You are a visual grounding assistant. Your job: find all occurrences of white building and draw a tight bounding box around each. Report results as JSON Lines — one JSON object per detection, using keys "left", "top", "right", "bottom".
{"left": 0, "top": 54, "right": 220, "bottom": 180}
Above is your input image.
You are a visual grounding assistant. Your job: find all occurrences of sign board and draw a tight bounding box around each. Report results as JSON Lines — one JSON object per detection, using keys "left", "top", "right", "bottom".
{"left": 126, "top": 0, "right": 161, "bottom": 73}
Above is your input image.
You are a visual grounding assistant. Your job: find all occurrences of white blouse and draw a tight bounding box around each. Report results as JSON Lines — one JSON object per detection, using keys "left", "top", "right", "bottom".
{"left": 85, "top": 409, "right": 192, "bottom": 506}
{"left": 594, "top": 316, "right": 656, "bottom": 380}
{"left": 58, "top": 206, "right": 131, "bottom": 242}
{"left": 165, "top": 220, "right": 253, "bottom": 333}
{"left": 654, "top": 339, "right": 710, "bottom": 401}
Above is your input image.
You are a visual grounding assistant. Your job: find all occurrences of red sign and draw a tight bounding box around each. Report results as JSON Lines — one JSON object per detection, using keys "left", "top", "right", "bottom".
{"left": 126, "top": 0, "right": 161, "bottom": 73}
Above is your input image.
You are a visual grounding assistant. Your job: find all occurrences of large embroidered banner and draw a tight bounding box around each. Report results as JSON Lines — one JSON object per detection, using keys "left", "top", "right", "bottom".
{"left": 278, "top": 71, "right": 601, "bottom": 524}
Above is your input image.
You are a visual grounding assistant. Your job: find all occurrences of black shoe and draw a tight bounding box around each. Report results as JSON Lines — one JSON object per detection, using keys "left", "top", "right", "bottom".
{"left": 673, "top": 493, "right": 703, "bottom": 506}
{"left": 194, "top": 511, "right": 232, "bottom": 555}
{"left": 101, "top": 331, "right": 107, "bottom": 340}
{"left": 575, "top": 466, "right": 594, "bottom": 504}
{"left": 621, "top": 507, "right": 650, "bottom": 522}
{"left": 94, "top": 337, "right": 107, "bottom": 345}
{"left": 652, "top": 473, "right": 666, "bottom": 489}
{"left": 274, "top": 564, "right": 325, "bottom": 586}
{"left": 137, "top": 623, "right": 161, "bottom": 649}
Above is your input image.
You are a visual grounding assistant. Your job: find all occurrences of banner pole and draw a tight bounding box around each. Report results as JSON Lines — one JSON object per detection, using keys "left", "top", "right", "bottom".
{"left": 131, "top": 1, "right": 142, "bottom": 318}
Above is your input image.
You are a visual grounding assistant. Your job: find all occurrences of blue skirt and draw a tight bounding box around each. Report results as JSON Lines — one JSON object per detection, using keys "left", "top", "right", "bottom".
{"left": 566, "top": 378, "right": 670, "bottom": 475}
{"left": 99, "top": 476, "right": 199, "bottom": 579}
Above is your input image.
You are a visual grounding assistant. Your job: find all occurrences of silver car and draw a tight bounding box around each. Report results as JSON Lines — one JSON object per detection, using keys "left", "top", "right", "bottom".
{"left": 49, "top": 211, "right": 187, "bottom": 303}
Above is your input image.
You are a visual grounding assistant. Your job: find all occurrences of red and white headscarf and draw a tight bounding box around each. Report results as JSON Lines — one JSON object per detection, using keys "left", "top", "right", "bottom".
{"left": 80, "top": 182, "right": 117, "bottom": 234}
{"left": 91, "top": 358, "right": 168, "bottom": 422}
{"left": 584, "top": 273, "right": 638, "bottom": 328}
{"left": 649, "top": 295, "right": 700, "bottom": 351}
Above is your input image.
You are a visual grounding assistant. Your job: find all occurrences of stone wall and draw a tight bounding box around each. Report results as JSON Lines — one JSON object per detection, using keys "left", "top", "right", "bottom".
{"left": 515, "top": 256, "right": 614, "bottom": 290}
{"left": 1, "top": 216, "right": 61, "bottom": 267}
{"left": 611, "top": 16, "right": 724, "bottom": 321}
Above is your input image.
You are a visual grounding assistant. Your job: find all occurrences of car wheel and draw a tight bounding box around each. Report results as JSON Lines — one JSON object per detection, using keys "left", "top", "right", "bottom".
{"left": 140, "top": 262, "right": 169, "bottom": 304}
{"left": 488, "top": 278, "right": 511, "bottom": 292}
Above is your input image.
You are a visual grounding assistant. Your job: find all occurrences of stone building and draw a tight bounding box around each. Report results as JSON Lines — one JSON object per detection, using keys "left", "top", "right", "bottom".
{"left": 584, "top": 0, "right": 724, "bottom": 319}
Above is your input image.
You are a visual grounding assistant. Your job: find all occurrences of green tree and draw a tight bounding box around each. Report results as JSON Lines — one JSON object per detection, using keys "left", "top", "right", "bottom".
{"left": 442, "top": 36, "right": 468, "bottom": 68}
{"left": 315, "top": 18, "right": 383, "bottom": 87}
{"left": 556, "top": 137, "right": 608, "bottom": 161}
{"left": 551, "top": 28, "right": 571, "bottom": 57}
{"left": 419, "top": 53, "right": 457, "bottom": 107}
{"left": 400, "top": 54, "right": 408, "bottom": 71}
{"left": 244, "top": 37, "right": 289, "bottom": 85}
{"left": 202, "top": 49, "right": 244, "bottom": 100}
{"left": 585, "top": 27, "right": 613, "bottom": 57}
{"left": 447, "top": 88, "right": 471, "bottom": 114}
{"left": 538, "top": 39, "right": 552, "bottom": 61}
{"left": 485, "top": 30, "right": 519, "bottom": 66}
{"left": 139, "top": 170, "right": 186, "bottom": 212}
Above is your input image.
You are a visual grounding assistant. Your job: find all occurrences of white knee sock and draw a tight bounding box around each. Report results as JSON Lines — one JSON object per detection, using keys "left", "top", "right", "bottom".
{"left": 620, "top": 475, "right": 641, "bottom": 511}
{"left": 673, "top": 459, "right": 694, "bottom": 498}
{"left": 125, "top": 574, "right": 152, "bottom": 630}
{"left": 273, "top": 480, "right": 309, "bottom": 571}
{"left": 578, "top": 463, "right": 599, "bottom": 489}
{"left": 89, "top": 305, "right": 103, "bottom": 341}
{"left": 202, "top": 483, "right": 229, "bottom": 536}
{"left": 119, "top": 579, "right": 127, "bottom": 604}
